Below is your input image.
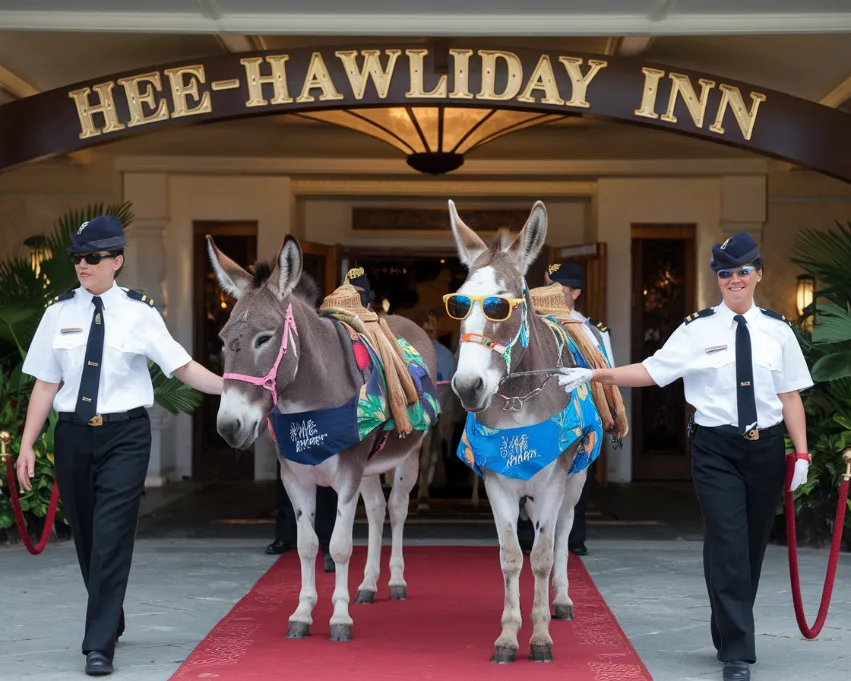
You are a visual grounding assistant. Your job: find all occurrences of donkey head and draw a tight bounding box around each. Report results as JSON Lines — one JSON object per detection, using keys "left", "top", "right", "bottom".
{"left": 208, "top": 234, "right": 305, "bottom": 450}
{"left": 447, "top": 199, "right": 548, "bottom": 413}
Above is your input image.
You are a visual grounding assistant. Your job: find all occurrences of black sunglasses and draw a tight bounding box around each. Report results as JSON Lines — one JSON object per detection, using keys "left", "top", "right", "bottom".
{"left": 71, "top": 253, "right": 119, "bottom": 265}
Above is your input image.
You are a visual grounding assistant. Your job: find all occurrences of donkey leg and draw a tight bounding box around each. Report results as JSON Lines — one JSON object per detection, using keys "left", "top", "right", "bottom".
{"left": 552, "top": 469, "right": 585, "bottom": 622}
{"left": 416, "top": 430, "right": 434, "bottom": 514}
{"left": 471, "top": 471, "right": 481, "bottom": 509}
{"left": 528, "top": 483, "right": 564, "bottom": 663}
{"left": 329, "top": 477, "right": 360, "bottom": 642}
{"left": 387, "top": 445, "right": 419, "bottom": 600}
{"left": 486, "top": 476, "right": 523, "bottom": 664}
{"left": 355, "top": 474, "right": 386, "bottom": 605}
{"left": 284, "top": 476, "right": 319, "bottom": 639}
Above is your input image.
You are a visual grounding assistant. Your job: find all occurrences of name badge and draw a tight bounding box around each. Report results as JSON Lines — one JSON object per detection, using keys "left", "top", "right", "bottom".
{"left": 705, "top": 345, "right": 727, "bottom": 354}
{"left": 61, "top": 327, "right": 83, "bottom": 334}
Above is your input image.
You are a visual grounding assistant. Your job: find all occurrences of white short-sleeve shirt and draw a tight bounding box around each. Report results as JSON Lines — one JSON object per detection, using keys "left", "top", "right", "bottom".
{"left": 22, "top": 282, "right": 192, "bottom": 414}
{"left": 642, "top": 302, "right": 813, "bottom": 429}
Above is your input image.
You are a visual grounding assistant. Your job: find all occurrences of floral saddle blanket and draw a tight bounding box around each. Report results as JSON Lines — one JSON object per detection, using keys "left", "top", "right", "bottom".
{"left": 268, "top": 323, "right": 439, "bottom": 466}
{"left": 457, "top": 334, "right": 603, "bottom": 481}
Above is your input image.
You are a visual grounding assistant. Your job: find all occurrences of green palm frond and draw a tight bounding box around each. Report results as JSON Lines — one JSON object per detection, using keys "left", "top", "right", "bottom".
{"left": 148, "top": 360, "right": 204, "bottom": 414}
{"left": 790, "top": 221, "right": 851, "bottom": 308}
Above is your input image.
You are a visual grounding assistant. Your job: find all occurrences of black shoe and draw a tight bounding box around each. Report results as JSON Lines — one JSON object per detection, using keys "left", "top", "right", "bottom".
{"left": 723, "top": 660, "right": 750, "bottom": 680}
{"left": 569, "top": 544, "right": 588, "bottom": 556}
{"left": 265, "top": 539, "right": 294, "bottom": 555}
{"left": 85, "top": 652, "right": 114, "bottom": 676}
{"left": 323, "top": 551, "right": 335, "bottom": 573}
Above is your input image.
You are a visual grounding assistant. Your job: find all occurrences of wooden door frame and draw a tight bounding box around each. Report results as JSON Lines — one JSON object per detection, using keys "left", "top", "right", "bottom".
{"left": 300, "top": 241, "right": 343, "bottom": 294}
{"left": 630, "top": 224, "right": 697, "bottom": 480}
{"left": 192, "top": 221, "right": 258, "bottom": 480}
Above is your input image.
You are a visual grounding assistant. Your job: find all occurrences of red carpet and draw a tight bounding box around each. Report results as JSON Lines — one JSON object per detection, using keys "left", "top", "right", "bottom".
{"left": 171, "top": 546, "right": 652, "bottom": 681}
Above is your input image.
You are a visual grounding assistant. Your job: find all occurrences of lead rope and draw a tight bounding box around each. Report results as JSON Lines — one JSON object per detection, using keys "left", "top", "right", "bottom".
{"left": 0, "top": 431, "right": 61, "bottom": 555}
{"left": 785, "top": 448, "right": 851, "bottom": 638}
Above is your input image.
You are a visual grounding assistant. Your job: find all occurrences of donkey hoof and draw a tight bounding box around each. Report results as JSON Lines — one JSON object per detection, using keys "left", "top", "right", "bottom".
{"left": 286, "top": 621, "right": 310, "bottom": 639}
{"left": 490, "top": 646, "right": 517, "bottom": 664}
{"left": 329, "top": 623, "right": 352, "bottom": 642}
{"left": 529, "top": 643, "right": 553, "bottom": 663}
{"left": 417, "top": 503, "right": 429, "bottom": 514}
{"left": 355, "top": 589, "right": 376, "bottom": 605}
{"left": 553, "top": 604, "right": 574, "bottom": 621}
{"left": 389, "top": 585, "right": 407, "bottom": 600}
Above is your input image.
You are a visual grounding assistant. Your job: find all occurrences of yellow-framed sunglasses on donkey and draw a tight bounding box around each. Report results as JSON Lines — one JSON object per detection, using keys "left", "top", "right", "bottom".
{"left": 443, "top": 293, "right": 526, "bottom": 323}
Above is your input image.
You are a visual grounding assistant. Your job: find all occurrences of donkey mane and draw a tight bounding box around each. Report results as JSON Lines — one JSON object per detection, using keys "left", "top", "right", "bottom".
{"left": 471, "top": 228, "right": 514, "bottom": 268}
{"left": 250, "top": 260, "right": 322, "bottom": 308}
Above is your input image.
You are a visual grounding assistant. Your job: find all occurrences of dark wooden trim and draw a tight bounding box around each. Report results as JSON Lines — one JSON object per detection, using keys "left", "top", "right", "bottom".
{"left": 1, "top": 45, "right": 850, "bottom": 182}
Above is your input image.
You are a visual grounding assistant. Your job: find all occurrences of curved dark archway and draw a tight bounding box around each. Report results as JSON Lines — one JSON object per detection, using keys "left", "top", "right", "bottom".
{"left": 1, "top": 44, "right": 849, "bottom": 181}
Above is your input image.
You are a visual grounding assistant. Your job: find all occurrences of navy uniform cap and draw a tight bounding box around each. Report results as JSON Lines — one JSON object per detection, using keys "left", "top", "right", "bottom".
{"left": 548, "top": 262, "right": 584, "bottom": 288}
{"left": 710, "top": 232, "right": 761, "bottom": 271}
{"left": 345, "top": 267, "right": 375, "bottom": 304}
{"left": 67, "top": 215, "right": 127, "bottom": 254}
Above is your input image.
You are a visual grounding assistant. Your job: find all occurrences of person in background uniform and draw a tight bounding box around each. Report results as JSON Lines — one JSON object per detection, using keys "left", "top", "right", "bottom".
{"left": 545, "top": 261, "right": 615, "bottom": 556}
{"left": 17, "top": 216, "right": 224, "bottom": 677}
{"left": 346, "top": 266, "right": 375, "bottom": 311}
{"left": 555, "top": 233, "right": 812, "bottom": 681}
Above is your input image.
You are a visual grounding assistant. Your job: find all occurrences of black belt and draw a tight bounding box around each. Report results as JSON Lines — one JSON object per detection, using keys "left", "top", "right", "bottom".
{"left": 699, "top": 423, "right": 784, "bottom": 441}
{"left": 58, "top": 407, "right": 147, "bottom": 427}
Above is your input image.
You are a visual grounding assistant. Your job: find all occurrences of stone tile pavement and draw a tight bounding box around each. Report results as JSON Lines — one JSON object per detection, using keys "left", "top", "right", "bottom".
{"left": 1, "top": 537, "right": 849, "bottom": 680}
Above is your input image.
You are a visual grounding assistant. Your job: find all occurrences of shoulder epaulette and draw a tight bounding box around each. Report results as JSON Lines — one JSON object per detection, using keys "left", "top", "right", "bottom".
{"left": 684, "top": 308, "right": 715, "bottom": 325}
{"left": 759, "top": 308, "right": 792, "bottom": 327}
{"left": 587, "top": 317, "right": 609, "bottom": 333}
{"left": 45, "top": 290, "right": 75, "bottom": 308}
{"left": 124, "top": 289, "right": 156, "bottom": 307}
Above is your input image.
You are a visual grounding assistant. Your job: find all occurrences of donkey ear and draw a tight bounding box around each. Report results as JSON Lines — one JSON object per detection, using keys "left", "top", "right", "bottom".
{"left": 270, "top": 235, "right": 303, "bottom": 300}
{"left": 206, "top": 236, "right": 252, "bottom": 300}
{"left": 507, "top": 201, "right": 548, "bottom": 276}
{"left": 448, "top": 199, "right": 487, "bottom": 269}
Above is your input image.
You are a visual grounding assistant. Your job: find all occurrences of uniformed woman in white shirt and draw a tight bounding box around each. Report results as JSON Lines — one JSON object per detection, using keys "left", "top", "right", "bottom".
{"left": 555, "top": 232, "right": 812, "bottom": 681}
{"left": 16, "top": 216, "right": 223, "bottom": 677}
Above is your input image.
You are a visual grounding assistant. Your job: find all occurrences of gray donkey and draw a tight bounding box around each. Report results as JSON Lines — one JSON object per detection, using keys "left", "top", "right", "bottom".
{"left": 208, "top": 234, "right": 436, "bottom": 642}
{"left": 447, "top": 199, "right": 605, "bottom": 664}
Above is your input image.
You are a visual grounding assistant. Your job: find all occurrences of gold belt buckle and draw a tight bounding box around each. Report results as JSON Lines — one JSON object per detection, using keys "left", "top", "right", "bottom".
{"left": 744, "top": 427, "right": 759, "bottom": 441}
{"left": 88, "top": 415, "right": 103, "bottom": 427}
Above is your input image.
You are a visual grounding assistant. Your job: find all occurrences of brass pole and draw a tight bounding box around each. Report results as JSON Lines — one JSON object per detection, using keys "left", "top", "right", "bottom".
{"left": 0, "top": 431, "right": 10, "bottom": 490}
{"left": 842, "top": 447, "right": 851, "bottom": 482}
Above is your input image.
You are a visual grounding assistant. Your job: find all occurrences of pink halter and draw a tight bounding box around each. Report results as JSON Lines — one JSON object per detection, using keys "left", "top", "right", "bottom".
{"left": 223, "top": 303, "right": 298, "bottom": 407}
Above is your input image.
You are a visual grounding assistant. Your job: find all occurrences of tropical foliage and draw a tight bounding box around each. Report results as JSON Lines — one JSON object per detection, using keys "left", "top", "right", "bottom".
{"left": 784, "top": 221, "right": 851, "bottom": 548}
{"left": 0, "top": 203, "right": 203, "bottom": 542}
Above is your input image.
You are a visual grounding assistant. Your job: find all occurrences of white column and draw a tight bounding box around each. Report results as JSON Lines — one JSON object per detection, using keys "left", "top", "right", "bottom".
{"left": 122, "top": 173, "right": 176, "bottom": 486}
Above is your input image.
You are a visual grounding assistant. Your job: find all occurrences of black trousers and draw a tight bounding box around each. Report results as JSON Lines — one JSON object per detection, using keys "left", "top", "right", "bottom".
{"left": 691, "top": 426, "right": 786, "bottom": 663}
{"left": 569, "top": 460, "right": 595, "bottom": 548}
{"left": 54, "top": 412, "right": 151, "bottom": 660}
{"left": 274, "top": 460, "right": 337, "bottom": 553}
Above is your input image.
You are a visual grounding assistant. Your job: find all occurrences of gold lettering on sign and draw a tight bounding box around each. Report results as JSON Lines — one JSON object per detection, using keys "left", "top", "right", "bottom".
{"left": 405, "top": 49, "right": 447, "bottom": 98}
{"left": 296, "top": 52, "right": 344, "bottom": 103}
{"left": 634, "top": 67, "right": 665, "bottom": 119}
{"left": 241, "top": 55, "right": 293, "bottom": 107}
{"left": 558, "top": 57, "right": 607, "bottom": 108}
{"left": 449, "top": 49, "right": 474, "bottom": 100}
{"left": 68, "top": 82, "right": 126, "bottom": 139}
{"left": 661, "top": 73, "right": 716, "bottom": 128}
{"left": 336, "top": 49, "right": 401, "bottom": 100}
{"left": 516, "top": 55, "right": 564, "bottom": 105}
{"left": 163, "top": 66, "right": 212, "bottom": 118}
{"left": 477, "top": 50, "right": 523, "bottom": 101}
{"left": 709, "top": 84, "right": 766, "bottom": 141}
{"left": 116, "top": 72, "right": 169, "bottom": 127}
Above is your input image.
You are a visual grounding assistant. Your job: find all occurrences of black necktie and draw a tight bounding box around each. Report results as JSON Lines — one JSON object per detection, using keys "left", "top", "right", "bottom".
{"left": 734, "top": 314, "right": 758, "bottom": 436}
{"left": 76, "top": 296, "right": 104, "bottom": 421}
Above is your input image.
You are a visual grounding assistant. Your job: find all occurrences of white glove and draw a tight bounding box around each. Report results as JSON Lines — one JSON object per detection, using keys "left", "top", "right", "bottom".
{"left": 789, "top": 459, "right": 809, "bottom": 492}
{"left": 556, "top": 367, "right": 593, "bottom": 394}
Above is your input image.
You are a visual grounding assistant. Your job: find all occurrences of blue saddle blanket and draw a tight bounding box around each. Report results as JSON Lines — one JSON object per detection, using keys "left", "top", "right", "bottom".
{"left": 268, "top": 332, "right": 439, "bottom": 466}
{"left": 457, "top": 333, "right": 603, "bottom": 481}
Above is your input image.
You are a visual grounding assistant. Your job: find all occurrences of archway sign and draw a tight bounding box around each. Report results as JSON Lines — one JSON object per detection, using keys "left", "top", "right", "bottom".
{"left": 1, "top": 44, "right": 850, "bottom": 181}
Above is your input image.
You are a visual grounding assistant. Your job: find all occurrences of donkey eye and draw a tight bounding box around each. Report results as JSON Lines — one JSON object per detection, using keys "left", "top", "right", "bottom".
{"left": 255, "top": 334, "right": 273, "bottom": 349}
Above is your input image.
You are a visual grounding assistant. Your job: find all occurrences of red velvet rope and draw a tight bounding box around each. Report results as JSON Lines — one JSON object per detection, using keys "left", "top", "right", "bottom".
{"left": 784, "top": 453, "right": 849, "bottom": 639}
{"left": 4, "top": 454, "right": 61, "bottom": 555}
